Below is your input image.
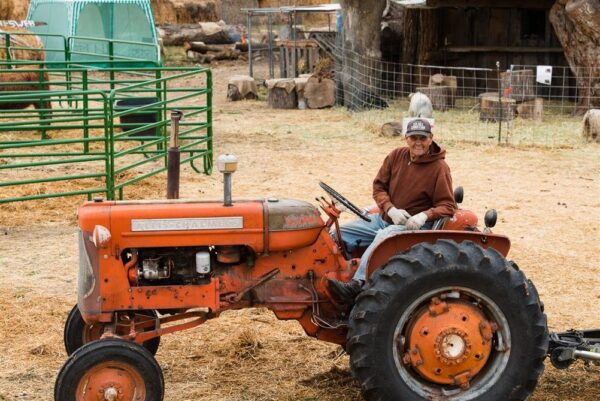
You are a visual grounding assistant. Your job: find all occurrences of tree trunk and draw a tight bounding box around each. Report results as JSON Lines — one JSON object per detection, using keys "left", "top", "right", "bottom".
{"left": 304, "top": 76, "right": 336, "bottom": 109}
{"left": 267, "top": 79, "right": 298, "bottom": 109}
{"left": 416, "top": 86, "right": 453, "bottom": 111}
{"left": 157, "top": 23, "right": 234, "bottom": 46}
{"left": 480, "top": 94, "right": 516, "bottom": 122}
{"left": 381, "top": 121, "right": 403, "bottom": 137}
{"left": 516, "top": 98, "right": 544, "bottom": 121}
{"left": 549, "top": 0, "right": 600, "bottom": 114}
{"left": 500, "top": 69, "right": 536, "bottom": 102}
{"left": 183, "top": 42, "right": 224, "bottom": 54}
{"left": 339, "top": 0, "right": 387, "bottom": 109}
{"left": 186, "top": 49, "right": 239, "bottom": 63}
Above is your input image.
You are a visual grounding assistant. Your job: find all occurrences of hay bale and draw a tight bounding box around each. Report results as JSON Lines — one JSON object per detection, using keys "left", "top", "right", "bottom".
{"left": 0, "top": 2, "right": 14, "bottom": 20}
{"left": 582, "top": 109, "right": 600, "bottom": 143}
{"left": 151, "top": 0, "right": 218, "bottom": 25}
{"left": 0, "top": 26, "right": 45, "bottom": 63}
{"left": 0, "top": 27, "right": 49, "bottom": 113}
{"left": 0, "top": 69, "right": 50, "bottom": 110}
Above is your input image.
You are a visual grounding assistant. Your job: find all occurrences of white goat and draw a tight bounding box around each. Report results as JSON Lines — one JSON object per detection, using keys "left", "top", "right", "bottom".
{"left": 408, "top": 92, "right": 433, "bottom": 118}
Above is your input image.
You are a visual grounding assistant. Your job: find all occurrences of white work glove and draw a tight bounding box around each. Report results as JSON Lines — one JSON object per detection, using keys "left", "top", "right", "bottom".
{"left": 387, "top": 207, "right": 411, "bottom": 225}
{"left": 406, "top": 212, "right": 428, "bottom": 230}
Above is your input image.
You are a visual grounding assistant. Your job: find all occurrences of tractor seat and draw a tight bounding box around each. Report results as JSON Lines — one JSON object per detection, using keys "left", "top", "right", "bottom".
{"left": 432, "top": 217, "right": 450, "bottom": 230}
{"left": 432, "top": 186, "right": 463, "bottom": 230}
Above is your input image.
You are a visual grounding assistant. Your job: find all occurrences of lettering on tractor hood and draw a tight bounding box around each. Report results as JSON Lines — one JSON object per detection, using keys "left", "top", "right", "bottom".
{"left": 131, "top": 217, "right": 244, "bottom": 232}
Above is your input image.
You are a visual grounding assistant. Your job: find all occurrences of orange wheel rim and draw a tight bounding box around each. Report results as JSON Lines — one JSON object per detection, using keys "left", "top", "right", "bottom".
{"left": 402, "top": 297, "right": 495, "bottom": 387}
{"left": 75, "top": 361, "right": 146, "bottom": 401}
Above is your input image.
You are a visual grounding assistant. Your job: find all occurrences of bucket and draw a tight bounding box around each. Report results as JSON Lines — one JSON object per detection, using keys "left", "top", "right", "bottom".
{"left": 114, "top": 97, "right": 160, "bottom": 137}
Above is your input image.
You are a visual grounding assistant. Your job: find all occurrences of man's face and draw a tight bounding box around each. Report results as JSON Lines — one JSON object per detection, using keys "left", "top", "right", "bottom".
{"left": 405, "top": 134, "right": 433, "bottom": 158}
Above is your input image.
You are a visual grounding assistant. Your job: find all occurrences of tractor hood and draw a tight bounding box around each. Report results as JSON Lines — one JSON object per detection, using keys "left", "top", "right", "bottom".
{"left": 77, "top": 198, "right": 325, "bottom": 254}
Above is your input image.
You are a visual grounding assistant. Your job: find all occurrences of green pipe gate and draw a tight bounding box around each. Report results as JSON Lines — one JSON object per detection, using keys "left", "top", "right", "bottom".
{"left": 0, "top": 63, "right": 213, "bottom": 204}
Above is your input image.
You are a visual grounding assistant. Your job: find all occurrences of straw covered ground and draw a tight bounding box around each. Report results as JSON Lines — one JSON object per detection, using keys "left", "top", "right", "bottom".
{"left": 0, "top": 60, "right": 599, "bottom": 400}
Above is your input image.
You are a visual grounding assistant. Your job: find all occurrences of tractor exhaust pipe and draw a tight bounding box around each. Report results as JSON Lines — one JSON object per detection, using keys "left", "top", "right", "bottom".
{"left": 167, "top": 110, "right": 183, "bottom": 199}
{"left": 217, "top": 154, "right": 238, "bottom": 207}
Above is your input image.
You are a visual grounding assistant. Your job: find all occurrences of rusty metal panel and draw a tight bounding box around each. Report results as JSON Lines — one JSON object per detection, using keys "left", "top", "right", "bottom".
{"left": 266, "top": 199, "right": 323, "bottom": 231}
{"left": 124, "top": 282, "right": 219, "bottom": 311}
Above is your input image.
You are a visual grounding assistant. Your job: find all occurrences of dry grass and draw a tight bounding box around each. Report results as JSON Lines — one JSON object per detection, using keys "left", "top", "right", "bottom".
{"left": 0, "top": 59, "right": 599, "bottom": 400}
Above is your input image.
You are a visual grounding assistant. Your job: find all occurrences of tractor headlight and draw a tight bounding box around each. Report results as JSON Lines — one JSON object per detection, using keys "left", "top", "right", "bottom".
{"left": 90, "top": 225, "right": 111, "bottom": 248}
{"left": 78, "top": 230, "right": 96, "bottom": 300}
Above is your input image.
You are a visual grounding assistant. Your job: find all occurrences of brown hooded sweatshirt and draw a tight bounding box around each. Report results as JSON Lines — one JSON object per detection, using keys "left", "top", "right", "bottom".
{"left": 373, "top": 141, "right": 456, "bottom": 223}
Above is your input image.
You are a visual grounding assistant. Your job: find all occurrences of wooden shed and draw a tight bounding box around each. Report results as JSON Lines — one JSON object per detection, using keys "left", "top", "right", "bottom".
{"left": 383, "top": 0, "right": 566, "bottom": 69}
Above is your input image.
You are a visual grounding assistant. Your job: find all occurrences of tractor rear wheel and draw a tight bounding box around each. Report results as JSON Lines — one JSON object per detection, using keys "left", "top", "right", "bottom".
{"left": 54, "top": 339, "right": 164, "bottom": 401}
{"left": 347, "top": 240, "right": 548, "bottom": 401}
{"left": 64, "top": 305, "right": 161, "bottom": 356}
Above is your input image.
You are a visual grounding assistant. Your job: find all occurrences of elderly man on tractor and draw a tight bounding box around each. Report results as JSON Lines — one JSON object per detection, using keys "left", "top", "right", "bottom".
{"left": 328, "top": 118, "right": 456, "bottom": 304}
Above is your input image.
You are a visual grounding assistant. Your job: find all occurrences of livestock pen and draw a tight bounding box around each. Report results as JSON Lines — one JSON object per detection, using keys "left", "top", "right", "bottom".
{"left": 0, "top": 61, "right": 213, "bottom": 203}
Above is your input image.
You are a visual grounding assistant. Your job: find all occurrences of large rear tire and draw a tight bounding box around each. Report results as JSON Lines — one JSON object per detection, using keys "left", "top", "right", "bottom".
{"left": 347, "top": 240, "right": 548, "bottom": 401}
{"left": 64, "top": 305, "right": 161, "bottom": 356}
{"left": 54, "top": 339, "right": 164, "bottom": 401}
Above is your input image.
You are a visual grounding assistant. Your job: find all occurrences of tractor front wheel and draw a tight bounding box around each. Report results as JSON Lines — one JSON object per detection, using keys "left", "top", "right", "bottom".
{"left": 54, "top": 339, "right": 164, "bottom": 401}
{"left": 64, "top": 305, "right": 161, "bottom": 356}
{"left": 347, "top": 240, "right": 548, "bottom": 401}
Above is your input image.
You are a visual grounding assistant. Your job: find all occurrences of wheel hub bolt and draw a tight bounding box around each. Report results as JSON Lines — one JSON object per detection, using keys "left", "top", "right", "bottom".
{"left": 441, "top": 334, "right": 466, "bottom": 359}
{"left": 104, "top": 386, "right": 118, "bottom": 401}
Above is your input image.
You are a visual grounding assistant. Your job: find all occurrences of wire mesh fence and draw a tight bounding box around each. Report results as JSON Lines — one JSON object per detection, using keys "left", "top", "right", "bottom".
{"left": 330, "top": 45, "right": 598, "bottom": 146}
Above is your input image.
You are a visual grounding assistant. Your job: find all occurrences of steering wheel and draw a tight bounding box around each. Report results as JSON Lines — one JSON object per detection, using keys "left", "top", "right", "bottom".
{"left": 319, "top": 181, "right": 371, "bottom": 222}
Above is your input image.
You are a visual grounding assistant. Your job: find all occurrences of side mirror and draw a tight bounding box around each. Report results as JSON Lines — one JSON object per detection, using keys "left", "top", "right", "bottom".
{"left": 484, "top": 209, "right": 497, "bottom": 228}
{"left": 454, "top": 186, "right": 464, "bottom": 204}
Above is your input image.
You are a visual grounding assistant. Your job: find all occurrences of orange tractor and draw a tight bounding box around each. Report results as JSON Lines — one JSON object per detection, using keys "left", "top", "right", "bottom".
{"left": 55, "top": 155, "right": 549, "bottom": 401}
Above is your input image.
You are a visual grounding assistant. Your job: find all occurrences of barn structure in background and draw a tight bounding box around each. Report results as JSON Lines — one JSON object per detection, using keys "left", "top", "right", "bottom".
{"left": 382, "top": 0, "right": 566, "bottom": 69}
{"left": 338, "top": 0, "right": 598, "bottom": 111}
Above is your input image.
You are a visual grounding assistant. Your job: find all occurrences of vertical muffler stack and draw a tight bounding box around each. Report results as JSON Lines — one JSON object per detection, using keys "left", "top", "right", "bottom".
{"left": 167, "top": 110, "right": 183, "bottom": 199}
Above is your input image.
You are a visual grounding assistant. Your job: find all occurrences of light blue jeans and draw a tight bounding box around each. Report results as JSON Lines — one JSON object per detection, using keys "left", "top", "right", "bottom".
{"left": 332, "top": 214, "right": 433, "bottom": 281}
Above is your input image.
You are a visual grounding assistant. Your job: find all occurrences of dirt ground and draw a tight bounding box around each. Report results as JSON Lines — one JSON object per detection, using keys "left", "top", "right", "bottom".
{"left": 0, "top": 60, "right": 599, "bottom": 400}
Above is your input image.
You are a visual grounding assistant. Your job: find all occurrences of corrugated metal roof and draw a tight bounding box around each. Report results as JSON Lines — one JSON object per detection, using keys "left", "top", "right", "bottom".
{"left": 241, "top": 4, "right": 340, "bottom": 14}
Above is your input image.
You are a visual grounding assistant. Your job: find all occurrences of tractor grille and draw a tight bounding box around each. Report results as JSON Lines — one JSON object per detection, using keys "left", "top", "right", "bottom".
{"left": 77, "top": 230, "right": 96, "bottom": 304}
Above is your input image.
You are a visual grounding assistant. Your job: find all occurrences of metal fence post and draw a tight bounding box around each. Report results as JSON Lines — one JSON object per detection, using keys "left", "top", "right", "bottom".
{"left": 496, "top": 61, "right": 502, "bottom": 144}
{"left": 247, "top": 12, "right": 253, "bottom": 77}
{"left": 268, "top": 13, "right": 274, "bottom": 79}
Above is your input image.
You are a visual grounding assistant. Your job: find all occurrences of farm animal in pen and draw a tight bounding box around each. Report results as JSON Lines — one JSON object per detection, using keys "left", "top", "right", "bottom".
{"left": 408, "top": 92, "right": 433, "bottom": 118}
{"left": 345, "top": 88, "right": 389, "bottom": 111}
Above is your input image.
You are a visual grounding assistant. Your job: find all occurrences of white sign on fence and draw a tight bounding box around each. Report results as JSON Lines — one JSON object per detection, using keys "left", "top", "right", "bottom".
{"left": 536, "top": 66, "right": 553, "bottom": 85}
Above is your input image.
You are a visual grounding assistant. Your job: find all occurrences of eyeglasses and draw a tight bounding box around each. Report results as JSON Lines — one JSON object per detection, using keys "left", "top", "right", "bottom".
{"left": 407, "top": 135, "right": 430, "bottom": 142}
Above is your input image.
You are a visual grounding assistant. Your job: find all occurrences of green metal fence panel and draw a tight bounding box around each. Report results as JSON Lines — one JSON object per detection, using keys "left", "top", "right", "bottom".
{"left": 1, "top": 30, "right": 160, "bottom": 69}
{"left": 0, "top": 63, "right": 212, "bottom": 204}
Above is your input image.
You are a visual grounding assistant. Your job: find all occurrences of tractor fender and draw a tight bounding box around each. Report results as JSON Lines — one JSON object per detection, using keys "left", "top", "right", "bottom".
{"left": 365, "top": 230, "right": 511, "bottom": 279}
